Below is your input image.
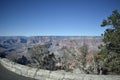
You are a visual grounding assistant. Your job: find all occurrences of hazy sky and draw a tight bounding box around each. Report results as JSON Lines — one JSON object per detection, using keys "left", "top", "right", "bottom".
{"left": 0, "top": 0, "right": 120, "bottom": 36}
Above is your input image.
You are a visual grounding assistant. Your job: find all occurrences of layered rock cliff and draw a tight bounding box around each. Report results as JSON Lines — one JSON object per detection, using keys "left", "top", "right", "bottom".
{"left": 0, "top": 36, "right": 102, "bottom": 59}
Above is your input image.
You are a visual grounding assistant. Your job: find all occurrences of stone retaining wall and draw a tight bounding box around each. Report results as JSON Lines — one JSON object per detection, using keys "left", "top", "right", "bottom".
{"left": 0, "top": 58, "right": 120, "bottom": 80}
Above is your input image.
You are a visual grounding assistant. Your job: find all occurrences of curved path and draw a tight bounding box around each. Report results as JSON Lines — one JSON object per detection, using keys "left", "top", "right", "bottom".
{"left": 0, "top": 63, "right": 36, "bottom": 80}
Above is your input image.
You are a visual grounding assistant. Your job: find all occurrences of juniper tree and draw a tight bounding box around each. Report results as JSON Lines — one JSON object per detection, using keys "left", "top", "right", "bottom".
{"left": 28, "top": 44, "right": 49, "bottom": 69}
{"left": 80, "top": 43, "right": 88, "bottom": 67}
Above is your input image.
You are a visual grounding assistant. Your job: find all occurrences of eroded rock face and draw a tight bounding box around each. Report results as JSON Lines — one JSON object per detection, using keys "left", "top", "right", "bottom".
{"left": 0, "top": 36, "right": 102, "bottom": 73}
{"left": 0, "top": 36, "right": 102, "bottom": 57}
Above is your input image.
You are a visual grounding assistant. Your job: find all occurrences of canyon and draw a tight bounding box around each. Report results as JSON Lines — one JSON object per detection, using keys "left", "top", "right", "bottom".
{"left": 0, "top": 36, "right": 102, "bottom": 59}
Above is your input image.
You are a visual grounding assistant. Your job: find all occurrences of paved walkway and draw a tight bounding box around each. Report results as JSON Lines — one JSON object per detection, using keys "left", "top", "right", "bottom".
{"left": 0, "top": 63, "right": 36, "bottom": 80}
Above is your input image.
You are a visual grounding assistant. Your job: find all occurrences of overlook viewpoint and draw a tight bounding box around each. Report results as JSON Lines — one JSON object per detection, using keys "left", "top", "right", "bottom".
{"left": 0, "top": 0, "right": 120, "bottom": 80}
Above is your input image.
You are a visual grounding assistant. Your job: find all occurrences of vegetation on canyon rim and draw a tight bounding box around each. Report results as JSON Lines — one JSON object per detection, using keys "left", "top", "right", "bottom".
{"left": 98, "top": 10, "right": 120, "bottom": 74}
{"left": 24, "top": 10, "right": 120, "bottom": 75}
{"left": 0, "top": 10, "right": 120, "bottom": 75}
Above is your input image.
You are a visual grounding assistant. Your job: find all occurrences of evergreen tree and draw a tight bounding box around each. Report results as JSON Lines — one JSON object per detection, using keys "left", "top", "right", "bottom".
{"left": 80, "top": 43, "right": 88, "bottom": 67}
{"left": 98, "top": 10, "right": 120, "bottom": 74}
{"left": 28, "top": 44, "right": 49, "bottom": 69}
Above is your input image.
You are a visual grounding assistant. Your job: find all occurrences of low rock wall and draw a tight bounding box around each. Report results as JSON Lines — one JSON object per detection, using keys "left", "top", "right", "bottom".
{"left": 0, "top": 58, "right": 120, "bottom": 80}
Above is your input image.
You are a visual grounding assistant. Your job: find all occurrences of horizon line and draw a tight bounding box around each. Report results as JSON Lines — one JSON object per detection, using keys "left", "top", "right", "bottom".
{"left": 0, "top": 35, "right": 102, "bottom": 37}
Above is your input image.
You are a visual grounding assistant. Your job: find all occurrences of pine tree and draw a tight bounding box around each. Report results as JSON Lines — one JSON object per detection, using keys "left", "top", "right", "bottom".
{"left": 98, "top": 10, "right": 120, "bottom": 74}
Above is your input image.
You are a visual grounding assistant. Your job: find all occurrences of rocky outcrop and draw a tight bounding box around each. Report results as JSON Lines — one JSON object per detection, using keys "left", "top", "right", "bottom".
{"left": 0, "top": 58, "right": 120, "bottom": 80}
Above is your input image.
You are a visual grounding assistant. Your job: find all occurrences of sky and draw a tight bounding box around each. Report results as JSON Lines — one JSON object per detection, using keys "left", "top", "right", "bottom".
{"left": 0, "top": 0, "right": 120, "bottom": 36}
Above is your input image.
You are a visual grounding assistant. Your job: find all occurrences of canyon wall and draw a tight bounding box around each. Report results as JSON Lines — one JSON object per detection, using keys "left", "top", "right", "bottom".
{"left": 0, "top": 58, "right": 120, "bottom": 80}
